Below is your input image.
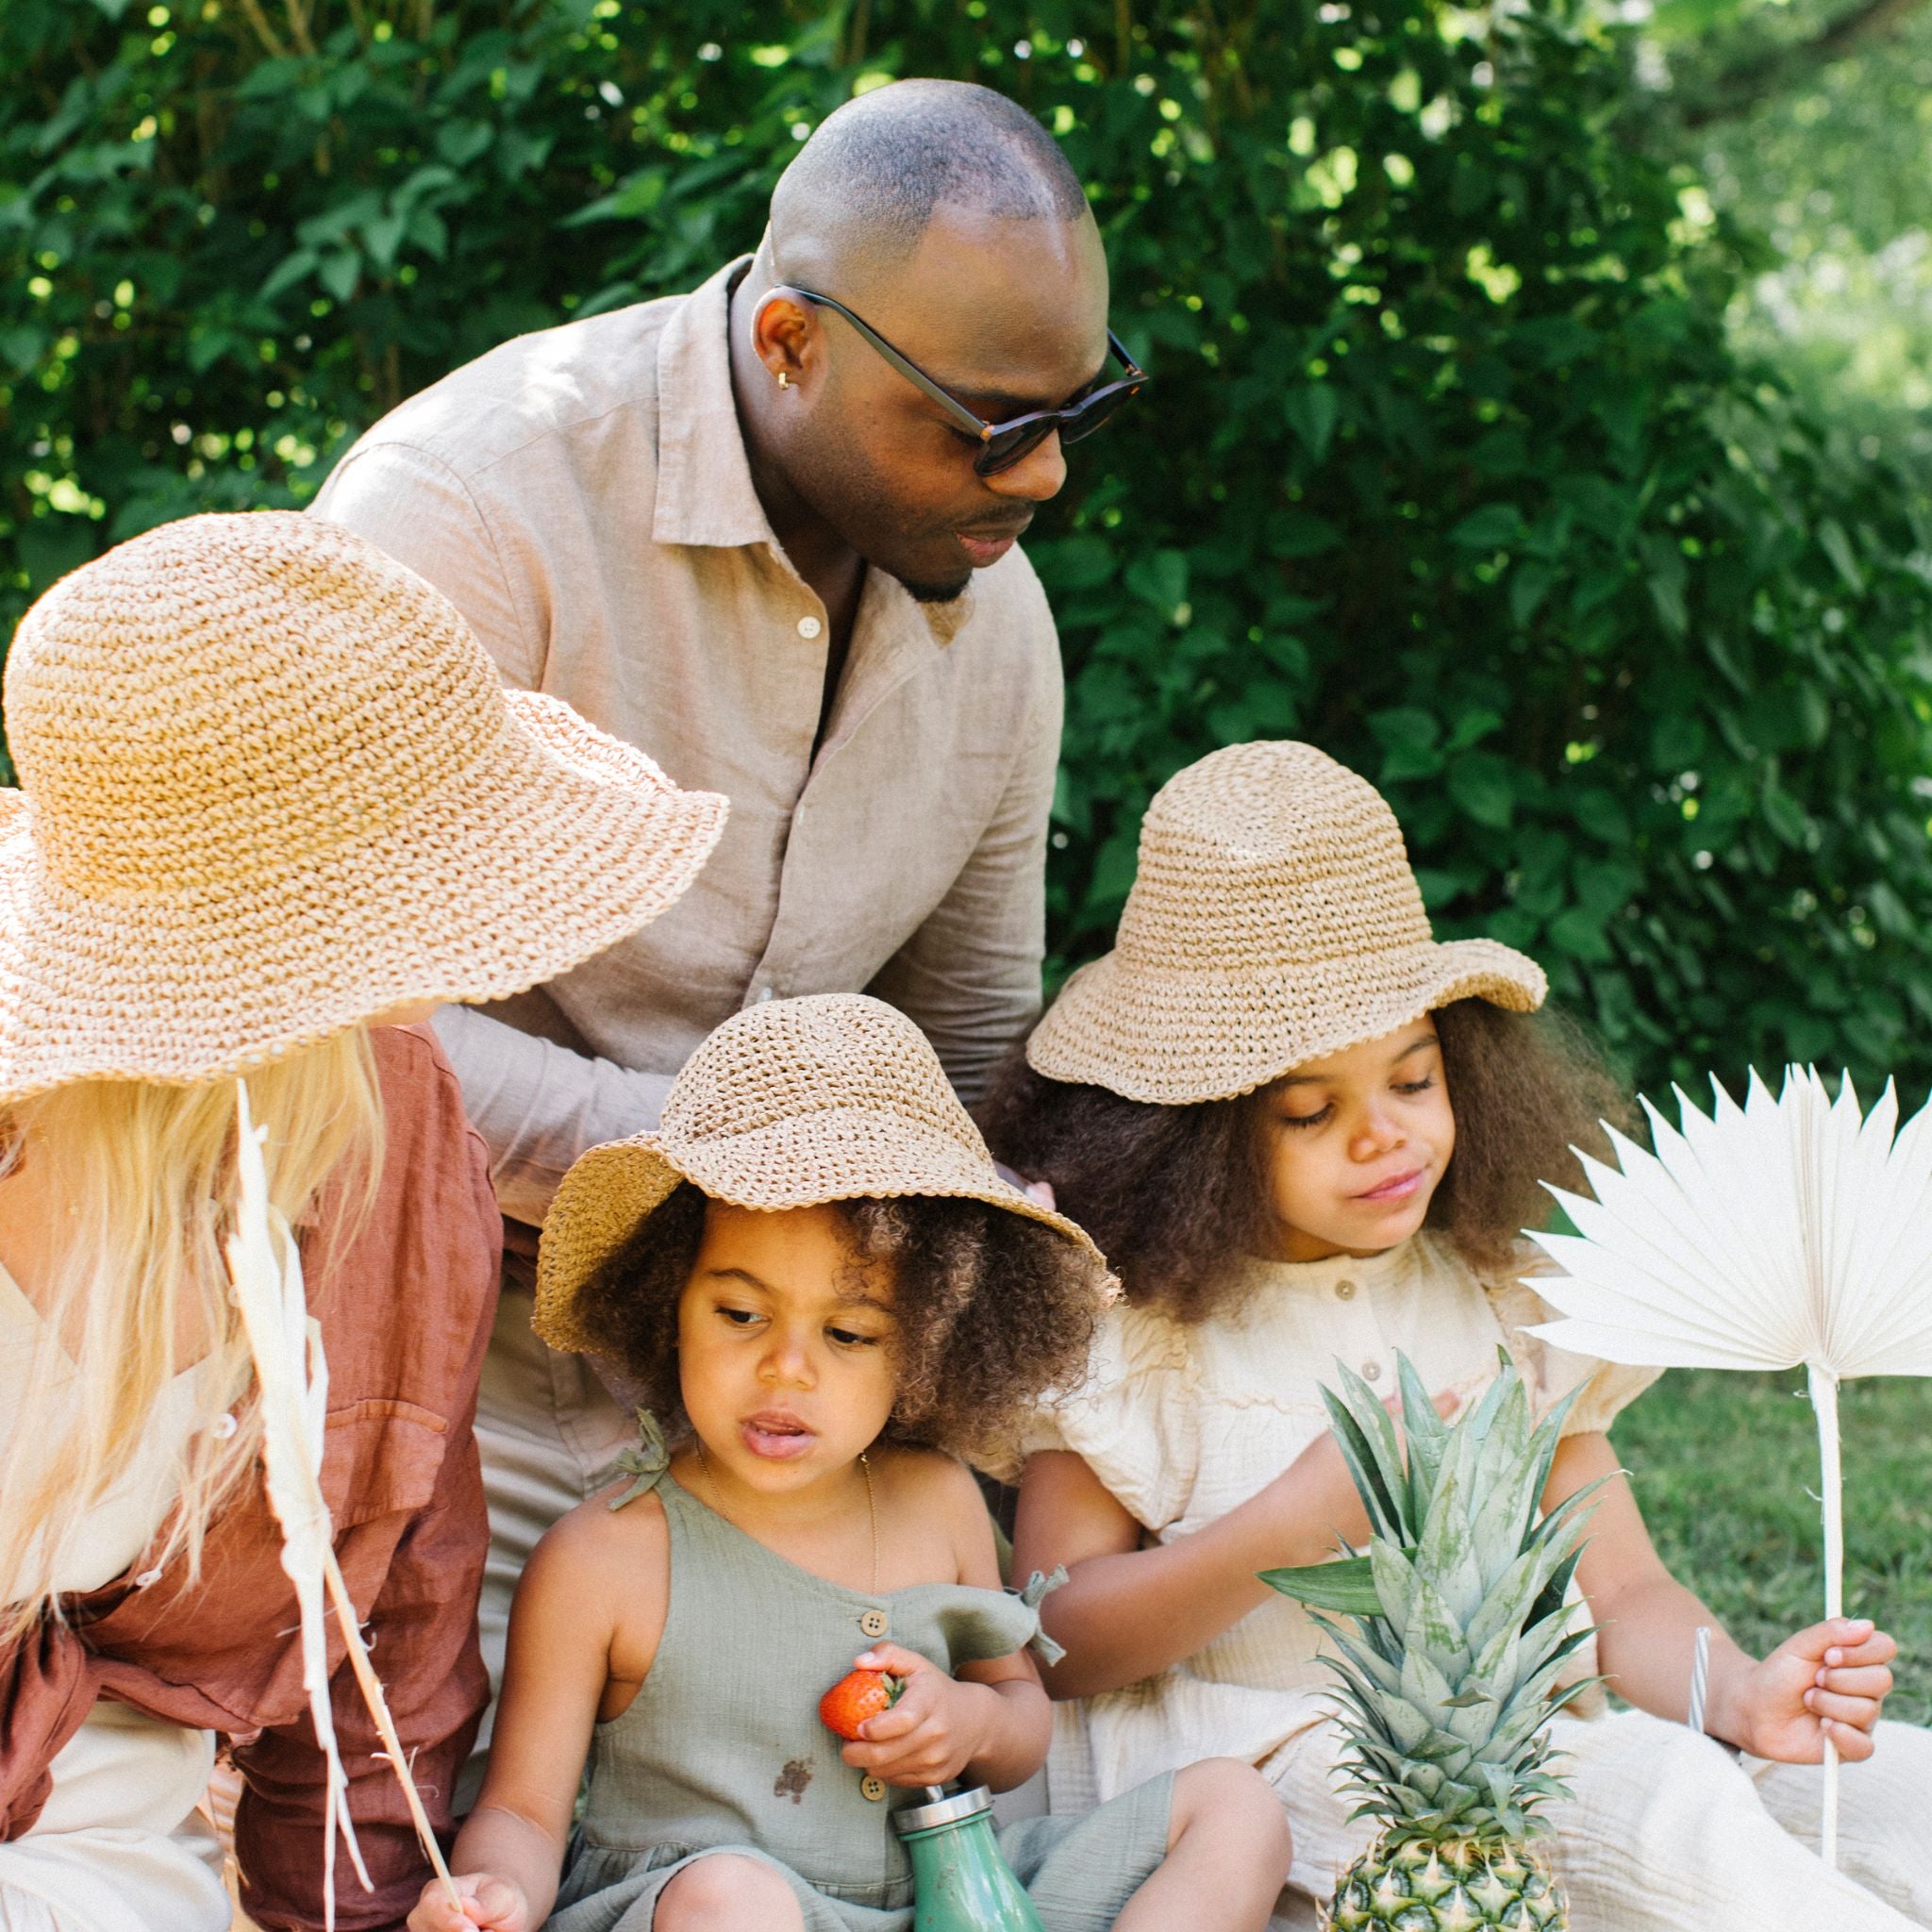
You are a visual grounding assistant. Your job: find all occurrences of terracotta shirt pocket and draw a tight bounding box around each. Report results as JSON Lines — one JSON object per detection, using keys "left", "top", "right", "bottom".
{"left": 320, "top": 1397, "right": 448, "bottom": 1527}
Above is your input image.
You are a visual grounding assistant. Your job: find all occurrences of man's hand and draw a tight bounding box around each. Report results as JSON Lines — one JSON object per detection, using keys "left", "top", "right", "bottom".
{"left": 1717, "top": 1617, "right": 1897, "bottom": 1762}
{"left": 837, "top": 1643, "right": 997, "bottom": 1788}
{"left": 407, "top": 1873, "right": 533, "bottom": 1932}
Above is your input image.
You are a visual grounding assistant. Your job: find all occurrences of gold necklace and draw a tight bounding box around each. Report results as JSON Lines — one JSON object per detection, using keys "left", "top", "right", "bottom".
{"left": 694, "top": 1439, "right": 880, "bottom": 1596}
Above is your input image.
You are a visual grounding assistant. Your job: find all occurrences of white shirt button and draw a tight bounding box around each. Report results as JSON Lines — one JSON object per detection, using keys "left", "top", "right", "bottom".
{"left": 797, "top": 615, "right": 824, "bottom": 641}
{"left": 1336, "top": 1279, "right": 1357, "bottom": 1301}
{"left": 1361, "top": 1359, "right": 1382, "bottom": 1383}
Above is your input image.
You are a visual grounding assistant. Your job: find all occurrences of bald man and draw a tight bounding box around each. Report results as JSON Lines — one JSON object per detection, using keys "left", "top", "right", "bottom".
{"left": 311, "top": 78, "right": 1141, "bottom": 1772}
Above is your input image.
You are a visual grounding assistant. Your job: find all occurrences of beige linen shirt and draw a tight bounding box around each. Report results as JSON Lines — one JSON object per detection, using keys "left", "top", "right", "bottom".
{"left": 312, "top": 259, "right": 1063, "bottom": 1224}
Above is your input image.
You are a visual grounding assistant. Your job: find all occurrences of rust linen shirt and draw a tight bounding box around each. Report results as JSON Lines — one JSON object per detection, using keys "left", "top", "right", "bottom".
{"left": 310, "top": 258, "right": 1063, "bottom": 1226}
{"left": 0, "top": 1025, "right": 499, "bottom": 1932}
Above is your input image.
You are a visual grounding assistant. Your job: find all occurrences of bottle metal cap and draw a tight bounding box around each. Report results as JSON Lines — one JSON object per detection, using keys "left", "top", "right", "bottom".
{"left": 891, "top": 1784, "right": 993, "bottom": 1836}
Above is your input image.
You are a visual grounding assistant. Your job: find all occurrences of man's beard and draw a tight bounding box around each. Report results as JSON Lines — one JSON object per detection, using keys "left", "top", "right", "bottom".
{"left": 897, "top": 569, "right": 973, "bottom": 604}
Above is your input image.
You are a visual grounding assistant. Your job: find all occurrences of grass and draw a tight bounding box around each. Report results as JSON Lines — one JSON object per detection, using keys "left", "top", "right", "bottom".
{"left": 1614, "top": 1367, "right": 1932, "bottom": 1725}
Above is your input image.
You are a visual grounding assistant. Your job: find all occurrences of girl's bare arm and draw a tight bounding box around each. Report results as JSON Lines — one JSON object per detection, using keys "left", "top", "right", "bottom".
{"left": 1011, "top": 1385, "right": 1460, "bottom": 1701}
{"left": 415, "top": 1497, "right": 665, "bottom": 1930}
{"left": 1550, "top": 1431, "right": 1895, "bottom": 1761}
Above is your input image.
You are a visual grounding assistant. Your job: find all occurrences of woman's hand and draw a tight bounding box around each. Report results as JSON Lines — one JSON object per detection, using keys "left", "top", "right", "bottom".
{"left": 1716, "top": 1617, "right": 1898, "bottom": 1763}
{"left": 406, "top": 1874, "right": 532, "bottom": 1932}
{"left": 837, "top": 1643, "right": 998, "bottom": 1788}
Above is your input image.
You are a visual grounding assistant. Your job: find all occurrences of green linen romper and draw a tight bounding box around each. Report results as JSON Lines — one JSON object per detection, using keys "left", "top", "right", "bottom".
{"left": 544, "top": 1454, "right": 1174, "bottom": 1932}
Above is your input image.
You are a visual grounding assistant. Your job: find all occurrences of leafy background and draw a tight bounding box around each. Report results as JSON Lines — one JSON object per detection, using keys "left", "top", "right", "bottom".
{"left": 3, "top": 0, "right": 1929, "bottom": 1720}
{"left": 7, "top": 0, "right": 1932, "bottom": 1102}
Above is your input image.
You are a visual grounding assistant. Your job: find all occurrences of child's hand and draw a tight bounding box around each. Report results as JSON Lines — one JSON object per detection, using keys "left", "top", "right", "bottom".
{"left": 1270, "top": 1388, "right": 1461, "bottom": 1556}
{"left": 837, "top": 1643, "right": 991, "bottom": 1788}
{"left": 406, "top": 1873, "right": 532, "bottom": 1932}
{"left": 1723, "top": 1618, "right": 1897, "bottom": 1763}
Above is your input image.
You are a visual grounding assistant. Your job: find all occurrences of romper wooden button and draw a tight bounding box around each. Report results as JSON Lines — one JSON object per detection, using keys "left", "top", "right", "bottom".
{"left": 861, "top": 1774, "right": 888, "bottom": 1802}
{"left": 859, "top": 1607, "right": 889, "bottom": 1639}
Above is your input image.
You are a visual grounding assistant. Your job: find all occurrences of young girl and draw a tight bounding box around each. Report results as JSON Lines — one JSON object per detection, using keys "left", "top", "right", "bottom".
{"left": 985, "top": 741, "right": 1931, "bottom": 1932}
{"left": 0, "top": 510, "right": 726, "bottom": 1932}
{"left": 408, "top": 992, "right": 1291, "bottom": 1932}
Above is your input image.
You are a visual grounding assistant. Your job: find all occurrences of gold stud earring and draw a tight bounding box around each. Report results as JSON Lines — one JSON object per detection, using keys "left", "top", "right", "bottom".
{"left": 776, "top": 371, "right": 791, "bottom": 390}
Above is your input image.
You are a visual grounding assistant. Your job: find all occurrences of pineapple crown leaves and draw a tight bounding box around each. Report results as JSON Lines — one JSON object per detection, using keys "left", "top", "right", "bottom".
{"left": 1260, "top": 1350, "right": 1603, "bottom": 1848}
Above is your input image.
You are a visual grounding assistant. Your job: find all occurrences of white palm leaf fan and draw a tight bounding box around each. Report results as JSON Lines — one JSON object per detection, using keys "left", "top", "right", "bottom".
{"left": 1525, "top": 1064, "right": 1932, "bottom": 1870}
{"left": 225, "top": 1079, "right": 462, "bottom": 1927}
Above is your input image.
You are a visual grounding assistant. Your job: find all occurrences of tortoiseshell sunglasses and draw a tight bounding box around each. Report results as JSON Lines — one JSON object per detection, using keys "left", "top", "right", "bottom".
{"left": 772, "top": 282, "right": 1147, "bottom": 476}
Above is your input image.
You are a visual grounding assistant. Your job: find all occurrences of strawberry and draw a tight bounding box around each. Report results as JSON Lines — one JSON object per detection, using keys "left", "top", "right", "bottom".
{"left": 818, "top": 1667, "right": 904, "bottom": 1740}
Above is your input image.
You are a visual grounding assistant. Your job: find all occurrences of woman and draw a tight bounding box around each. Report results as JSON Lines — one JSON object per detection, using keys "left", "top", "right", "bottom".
{"left": 0, "top": 511, "right": 727, "bottom": 1932}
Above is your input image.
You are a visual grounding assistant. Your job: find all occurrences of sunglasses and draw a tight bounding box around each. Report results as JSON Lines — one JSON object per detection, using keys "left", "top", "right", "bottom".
{"left": 771, "top": 283, "right": 1147, "bottom": 477}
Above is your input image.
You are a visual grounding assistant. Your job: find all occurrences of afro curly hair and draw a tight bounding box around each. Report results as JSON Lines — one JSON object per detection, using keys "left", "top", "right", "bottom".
{"left": 565, "top": 1182, "right": 1109, "bottom": 1464}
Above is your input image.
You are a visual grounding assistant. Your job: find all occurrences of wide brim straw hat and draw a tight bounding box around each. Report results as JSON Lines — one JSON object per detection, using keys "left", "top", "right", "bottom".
{"left": 1027, "top": 740, "right": 1546, "bottom": 1106}
{"left": 0, "top": 511, "right": 728, "bottom": 1102}
{"left": 536, "top": 992, "right": 1108, "bottom": 1353}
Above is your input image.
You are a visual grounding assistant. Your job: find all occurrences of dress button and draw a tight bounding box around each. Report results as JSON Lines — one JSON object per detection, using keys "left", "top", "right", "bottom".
{"left": 209, "top": 1411, "right": 239, "bottom": 1440}
{"left": 797, "top": 615, "right": 824, "bottom": 641}
{"left": 861, "top": 1774, "right": 888, "bottom": 1802}
{"left": 859, "top": 1607, "right": 889, "bottom": 1640}
{"left": 1336, "top": 1279, "right": 1357, "bottom": 1301}
{"left": 1361, "top": 1359, "right": 1382, "bottom": 1383}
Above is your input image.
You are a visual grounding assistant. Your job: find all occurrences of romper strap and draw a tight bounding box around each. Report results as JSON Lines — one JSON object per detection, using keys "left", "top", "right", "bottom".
{"left": 1018, "top": 1565, "right": 1069, "bottom": 1666}
{"left": 608, "top": 1408, "right": 672, "bottom": 1510}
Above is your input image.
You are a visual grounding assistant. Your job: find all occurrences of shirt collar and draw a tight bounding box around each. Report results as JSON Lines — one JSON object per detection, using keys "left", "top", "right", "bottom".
{"left": 653, "top": 258, "right": 977, "bottom": 646}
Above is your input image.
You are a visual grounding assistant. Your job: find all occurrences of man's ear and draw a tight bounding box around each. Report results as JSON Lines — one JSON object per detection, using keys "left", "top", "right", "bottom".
{"left": 750, "top": 290, "right": 816, "bottom": 390}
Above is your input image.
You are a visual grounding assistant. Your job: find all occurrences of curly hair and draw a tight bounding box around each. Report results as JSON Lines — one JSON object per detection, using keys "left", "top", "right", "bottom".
{"left": 565, "top": 1184, "right": 1108, "bottom": 1461}
{"left": 976, "top": 998, "right": 1635, "bottom": 1323}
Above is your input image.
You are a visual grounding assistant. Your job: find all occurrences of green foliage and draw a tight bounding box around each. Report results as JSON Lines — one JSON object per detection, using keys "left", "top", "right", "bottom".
{"left": 5, "top": 0, "right": 1932, "bottom": 1099}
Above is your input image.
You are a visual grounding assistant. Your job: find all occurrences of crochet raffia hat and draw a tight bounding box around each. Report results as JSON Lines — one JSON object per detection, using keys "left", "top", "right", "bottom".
{"left": 1026, "top": 740, "right": 1546, "bottom": 1105}
{"left": 0, "top": 510, "right": 729, "bottom": 1102}
{"left": 535, "top": 992, "right": 1108, "bottom": 1352}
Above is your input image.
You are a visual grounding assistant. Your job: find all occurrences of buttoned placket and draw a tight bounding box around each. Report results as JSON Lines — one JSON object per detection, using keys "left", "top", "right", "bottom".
{"left": 1324, "top": 1268, "right": 1391, "bottom": 1391}
{"left": 739, "top": 567, "right": 945, "bottom": 1019}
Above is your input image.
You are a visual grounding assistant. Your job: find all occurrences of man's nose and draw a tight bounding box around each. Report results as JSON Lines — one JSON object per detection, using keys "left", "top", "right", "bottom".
{"left": 985, "top": 429, "right": 1068, "bottom": 503}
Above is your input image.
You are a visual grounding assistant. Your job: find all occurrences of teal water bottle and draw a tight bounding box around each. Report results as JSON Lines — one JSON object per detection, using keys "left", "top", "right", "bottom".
{"left": 893, "top": 1787, "right": 1045, "bottom": 1932}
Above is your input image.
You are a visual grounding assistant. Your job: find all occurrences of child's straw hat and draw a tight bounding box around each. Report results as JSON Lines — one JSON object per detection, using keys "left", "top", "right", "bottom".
{"left": 535, "top": 992, "right": 1107, "bottom": 1351}
{"left": 0, "top": 511, "right": 729, "bottom": 1102}
{"left": 1026, "top": 740, "right": 1546, "bottom": 1105}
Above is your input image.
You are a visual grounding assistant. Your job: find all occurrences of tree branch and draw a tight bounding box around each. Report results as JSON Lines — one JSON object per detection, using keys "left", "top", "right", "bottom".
{"left": 1679, "top": 0, "right": 1932, "bottom": 126}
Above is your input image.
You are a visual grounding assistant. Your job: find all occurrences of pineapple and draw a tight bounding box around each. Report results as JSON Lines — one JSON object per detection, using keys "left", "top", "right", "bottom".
{"left": 1262, "top": 1353, "right": 1606, "bottom": 1930}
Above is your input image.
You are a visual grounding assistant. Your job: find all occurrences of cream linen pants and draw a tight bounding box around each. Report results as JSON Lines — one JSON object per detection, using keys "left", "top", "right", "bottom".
{"left": 0, "top": 1703, "right": 228, "bottom": 1932}
{"left": 460, "top": 1279, "right": 636, "bottom": 1807}
{"left": 1266, "top": 1707, "right": 1932, "bottom": 1930}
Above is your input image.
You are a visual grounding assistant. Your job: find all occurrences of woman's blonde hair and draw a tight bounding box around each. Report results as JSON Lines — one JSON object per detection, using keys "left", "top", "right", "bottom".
{"left": 0, "top": 1030, "right": 384, "bottom": 1646}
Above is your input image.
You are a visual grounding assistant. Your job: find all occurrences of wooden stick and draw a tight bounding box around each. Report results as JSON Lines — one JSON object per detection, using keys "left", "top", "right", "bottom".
{"left": 1808, "top": 1361, "right": 1841, "bottom": 1870}
{"left": 323, "top": 1544, "right": 463, "bottom": 1912}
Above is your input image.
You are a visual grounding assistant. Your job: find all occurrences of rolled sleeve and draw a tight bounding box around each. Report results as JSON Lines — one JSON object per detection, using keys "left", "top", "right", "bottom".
{"left": 231, "top": 1430, "right": 490, "bottom": 1932}
{"left": 429, "top": 1005, "right": 675, "bottom": 1227}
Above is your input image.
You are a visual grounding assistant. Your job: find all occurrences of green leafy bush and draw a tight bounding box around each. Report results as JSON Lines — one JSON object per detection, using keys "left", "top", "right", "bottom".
{"left": 5, "top": 0, "right": 1932, "bottom": 1097}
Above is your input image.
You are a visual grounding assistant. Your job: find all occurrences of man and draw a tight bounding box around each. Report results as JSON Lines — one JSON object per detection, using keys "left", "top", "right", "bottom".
{"left": 312, "top": 76, "right": 1141, "bottom": 1769}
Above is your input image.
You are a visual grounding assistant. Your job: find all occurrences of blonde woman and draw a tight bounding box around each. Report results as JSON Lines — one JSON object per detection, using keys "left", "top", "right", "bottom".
{"left": 0, "top": 512, "right": 726, "bottom": 1932}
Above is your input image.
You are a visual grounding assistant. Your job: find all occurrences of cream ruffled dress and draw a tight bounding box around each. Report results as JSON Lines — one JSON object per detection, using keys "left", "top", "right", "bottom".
{"left": 1009, "top": 1233, "right": 1659, "bottom": 1815}
{"left": 0, "top": 1262, "right": 231, "bottom": 1932}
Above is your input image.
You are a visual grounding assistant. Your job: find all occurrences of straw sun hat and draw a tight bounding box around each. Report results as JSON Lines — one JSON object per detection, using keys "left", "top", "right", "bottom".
{"left": 1026, "top": 740, "right": 1546, "bottom": 1106}
{"left": 0, "top": 511, "right": 728, "bottom": 1102}
{"left": 535, "top": 992, "right": 1107, "bottom": 1352}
